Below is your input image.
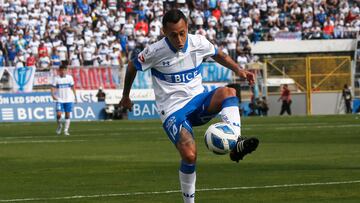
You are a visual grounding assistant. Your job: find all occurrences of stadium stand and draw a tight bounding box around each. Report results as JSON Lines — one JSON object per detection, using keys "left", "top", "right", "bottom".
{"left": 0, "top": 0, "right": 359, "bottom": 69}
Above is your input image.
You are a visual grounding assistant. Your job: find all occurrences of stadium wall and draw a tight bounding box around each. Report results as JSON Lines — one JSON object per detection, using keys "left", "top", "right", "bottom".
{"left": 251, "top": 39, "right": 356, "bottom": 54}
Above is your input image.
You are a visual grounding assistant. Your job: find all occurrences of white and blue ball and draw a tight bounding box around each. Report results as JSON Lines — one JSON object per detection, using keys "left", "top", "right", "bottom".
{"left": 204, "top": 122, "right": 238, "bottom": 155}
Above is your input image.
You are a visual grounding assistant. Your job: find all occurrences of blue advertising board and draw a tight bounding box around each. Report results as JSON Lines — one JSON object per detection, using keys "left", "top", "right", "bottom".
{"left": 127, "top": 100, "right": 159, "bottom": 120}
{"left": 0, "top": 92, "right": 106, "bottom": 122}
{"left": 354, "top": 99, "right": 360, "bottom": 113}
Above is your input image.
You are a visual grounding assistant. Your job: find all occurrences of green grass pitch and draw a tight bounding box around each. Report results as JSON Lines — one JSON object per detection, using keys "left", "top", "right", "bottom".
{"left": 0, "top": 115, "right": 360, "bottom": 203}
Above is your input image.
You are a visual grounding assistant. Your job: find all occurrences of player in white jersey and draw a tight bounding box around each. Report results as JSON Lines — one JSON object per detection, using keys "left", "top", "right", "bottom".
{"left": 119, "top": 10, "right": 259, "bottom": 203}
{"left": 51, "top": 65, "right": 77, "bottom": 136}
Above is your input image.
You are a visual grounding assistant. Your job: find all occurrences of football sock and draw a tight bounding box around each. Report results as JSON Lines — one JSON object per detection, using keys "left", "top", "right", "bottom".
{"left": 57, "top": 119, "right": 62, "bottom": 127}
{"left": 221, "top": 96, "right": 241, "bottom": 136}
{"left": 64, "top": 119, "right": 70, "bottom": 132}
{"left": 179, "top": 160, "right": 196, "bottom": 203}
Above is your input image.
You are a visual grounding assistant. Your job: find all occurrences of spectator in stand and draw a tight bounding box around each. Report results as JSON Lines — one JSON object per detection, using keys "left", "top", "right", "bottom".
{"left": 237, "top": 51, "right": 248, "bottom": 70}
{"left": 148, "top": 25, "right": 161, "bottom": 43}
{"left": 1, "top": 0, "right": 359, "bottom": 70}
{"left": 38, "top": 53, "right": 51, "bottom": 71}
{"left": 290, "top": 2, "right": 302, "bottom": 21}
{"left": 110, "top": 45, "right": 123, "bottom": 68}
{"left": 64, "top": 26, "right": 76, "bottom": 53}
{"left": 64, "top": 1, "right": 75, "bottom": 16}
{"left": 7, "top": 44, "right": 17, "bottom": 66}
{"left": 56, "top": 41, "right": 68, "bottom": 65}
{"left": 310, "top": 21, "right": 323, "bottom": 39}
{"left": 82, "top": 43, "right": 94, "bottom": 66}
{"left": 38, "top": 41, "right": 48, "bottom": 58}
{"left": 135, "top": 19, "right": 149, "bottom": 36}
{"left": 122, "top": 16, "right": 135, "bottom": 37}
{"left": 323, "top": 16, "right": 335, "bottom": 39}
{"left": 69, "top": 44, "right": 82, "bottom": 67}
{"left": 51, "top": 48, "right": 62, "bottom": 68}
{"left": 316, "top": 7, "right": 327, "bottom": 25}
{"left": 225, "top": 29, "right": 237, "bottom": 61}
{"left": 334, "top": 21, "right": 345, "bottom": 39}
{"left": 268, "top": 10, "right": 279, "bottom": 27}
{"left": 0, "top": 51, "right": 5, "bottom": 67}
{"left": 26, "top": 52, "right": 36, "bottom": 68}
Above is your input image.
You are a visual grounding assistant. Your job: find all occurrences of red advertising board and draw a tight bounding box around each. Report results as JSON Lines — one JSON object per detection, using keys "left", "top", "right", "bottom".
{"left": 52, "top": 66, "right": 121, "bottom": 90}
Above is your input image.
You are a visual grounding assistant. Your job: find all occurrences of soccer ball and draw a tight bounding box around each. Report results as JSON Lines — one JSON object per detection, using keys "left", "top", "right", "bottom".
{"left": 204, "top": 122, "right": 238, "bottom": 155}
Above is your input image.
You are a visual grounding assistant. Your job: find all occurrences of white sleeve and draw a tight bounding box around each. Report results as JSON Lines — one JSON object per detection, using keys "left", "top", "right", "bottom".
{"left": 132, "top": 46, "right": 155, "bottom": 72}
{"left": 197, "top": 35, "right": 217, "bottom": 59}
{"left": 69, "top": 76, "right": 74, "bottom": 87}
{"left": 52, "top": 77, "right": 57, "bottom": 88}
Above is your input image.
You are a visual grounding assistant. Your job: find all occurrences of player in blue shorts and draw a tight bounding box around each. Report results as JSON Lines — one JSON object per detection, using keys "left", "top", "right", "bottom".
{"left": 119, "top": 10, "right": 259, "bottom": 203}
{"left": 51, "top": 65, "right": 77, "bottom": 136}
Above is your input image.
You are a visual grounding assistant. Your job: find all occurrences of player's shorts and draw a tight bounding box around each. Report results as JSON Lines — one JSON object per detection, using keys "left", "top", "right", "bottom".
{"left": 163, "top": 88, "right": 219, "bottom": 144}
{"left": 56, "top": 102, "right": 73, "bottom": 113}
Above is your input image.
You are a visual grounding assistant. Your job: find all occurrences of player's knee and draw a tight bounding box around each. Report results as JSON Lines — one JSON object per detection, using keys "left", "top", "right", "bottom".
{"left": 225, "top": 87, "right": 237, "bottom": 97}
{"left": 182, "top": 151, "right": 197, "bottom": 164}
{"left": 219, "top": 87, "right": 236, "bottom": 99}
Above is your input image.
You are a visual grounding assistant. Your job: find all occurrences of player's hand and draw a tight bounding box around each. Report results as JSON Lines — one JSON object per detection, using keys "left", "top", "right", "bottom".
{"left": 52, "top": 96, "right": 58, "bottom": 101}
{"left": 245, "top": 71, "right": 255, "bottom": 86}
{"left": 119, "top": 96, "right": 133, "bottom": 112}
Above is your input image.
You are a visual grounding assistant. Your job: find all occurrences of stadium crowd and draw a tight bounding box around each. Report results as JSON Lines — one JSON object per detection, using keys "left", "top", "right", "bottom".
{"left": 0, "top": 0, "right": 359, "bottom": 70}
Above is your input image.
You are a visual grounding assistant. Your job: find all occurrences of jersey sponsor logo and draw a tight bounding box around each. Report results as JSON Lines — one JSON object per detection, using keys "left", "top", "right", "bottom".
{"left": 151, "top": 67, "right": 200, "bottom": 83}
{"left": 56, "top": 83, "right": 73, "bottom": 88}
{"left": 171, "top": 70, "right": 199, "bottom": 83}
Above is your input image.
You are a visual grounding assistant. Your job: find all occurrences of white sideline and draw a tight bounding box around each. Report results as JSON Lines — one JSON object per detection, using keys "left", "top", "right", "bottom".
{"left": 0, "top": 180, "right": 359, "bottom": 202}
{"left": 0, "top": 140, "right": 86, "bottom": 144}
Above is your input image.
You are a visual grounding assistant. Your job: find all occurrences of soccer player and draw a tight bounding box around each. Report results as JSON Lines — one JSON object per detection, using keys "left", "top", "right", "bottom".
{"left": 51, "top": 65, "right": 77, "bottom": 136}
{"left": 119, "top": 10, "right": 259, "bottom": 203}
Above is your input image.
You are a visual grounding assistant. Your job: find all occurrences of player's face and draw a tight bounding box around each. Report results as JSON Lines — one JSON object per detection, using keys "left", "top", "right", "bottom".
{"left": 59, "top": 68, "right": 67, "bottom": 77}
{"left": 163, "top": 19, "right": 188, "bottom": 51}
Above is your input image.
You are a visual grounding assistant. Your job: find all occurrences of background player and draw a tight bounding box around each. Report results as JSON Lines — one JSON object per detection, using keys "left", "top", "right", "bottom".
{"left": 51, "top": 65, "right": 77, "bottom": 136}
{"left": 119, "top": 10, "right": 259, "bottom": 203}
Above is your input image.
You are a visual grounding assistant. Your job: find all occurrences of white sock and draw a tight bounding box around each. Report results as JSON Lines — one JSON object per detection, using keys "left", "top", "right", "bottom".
{"left": 57, "top": 119, "right": 62, "bottom": 127}
{"left": 64, "top": 119, "right": 70, "bottom": 132}
{"left": 221, "top": 106, "right": 241, "bottom": 136}
{"left": 179, "top": 171, "right": 196, "bottom": 203}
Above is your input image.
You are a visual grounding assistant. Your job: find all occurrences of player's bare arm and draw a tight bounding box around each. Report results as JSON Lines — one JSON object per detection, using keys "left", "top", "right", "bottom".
{"left": 119, "top": 61, "right": 137, "bottom": 112}
{"left": 51, "top": 87, "right": 57, "bottom": 101}
{"left": 212, "top": 49, "right": 254, "bottom": 85}
{"left": 71, "top": 86, "right": 77, "bottom": 103}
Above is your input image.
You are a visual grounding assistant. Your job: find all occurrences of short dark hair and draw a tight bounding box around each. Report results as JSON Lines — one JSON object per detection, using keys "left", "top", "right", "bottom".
{"left": 59, "top": 64, "right": 67, "bottom": 69}
{"left": 162, "top": 9, "right": 187, "bottom": 28}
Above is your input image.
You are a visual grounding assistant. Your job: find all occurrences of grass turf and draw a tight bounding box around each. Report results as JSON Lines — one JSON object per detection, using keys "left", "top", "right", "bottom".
{"left": 0, "top": 115, "right": 360, "bottom": 202}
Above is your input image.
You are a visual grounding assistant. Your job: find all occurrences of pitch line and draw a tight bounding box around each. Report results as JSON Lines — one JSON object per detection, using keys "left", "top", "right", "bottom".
{"left": 0, "top": 140, "right": 86, "bottom": 144}
{"left": 0, "top": 180, "right": 359, "bottom": 202}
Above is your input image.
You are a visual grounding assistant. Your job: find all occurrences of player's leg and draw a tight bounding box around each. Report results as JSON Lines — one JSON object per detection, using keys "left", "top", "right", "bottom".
{"left": 286, "top": 101, "right": 292, "bottom": 115}
{"left": 280, "top": 101, "right": 286, "bottom": 115}
{"left": 164, "top": 114, "right": 197, "bottom": 203}
{"left": 206, "top": 87, "right": 241, "bottom": 135}
{"left": 63, "top": 103, "right": 73, "bottom": 135}
{"left": 56, "top": 102, "right": 63, "bottom": 135}
{"left": 176, "top": 127, "right": 196, "bottom": 203}
{"left": 206, "top": 87, "right": 259, "bottom": 162}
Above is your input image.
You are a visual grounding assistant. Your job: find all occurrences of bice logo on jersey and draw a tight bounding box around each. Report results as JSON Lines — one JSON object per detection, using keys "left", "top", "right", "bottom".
{"left": 170, "top": 70, "right": 199, "bottom": 83}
